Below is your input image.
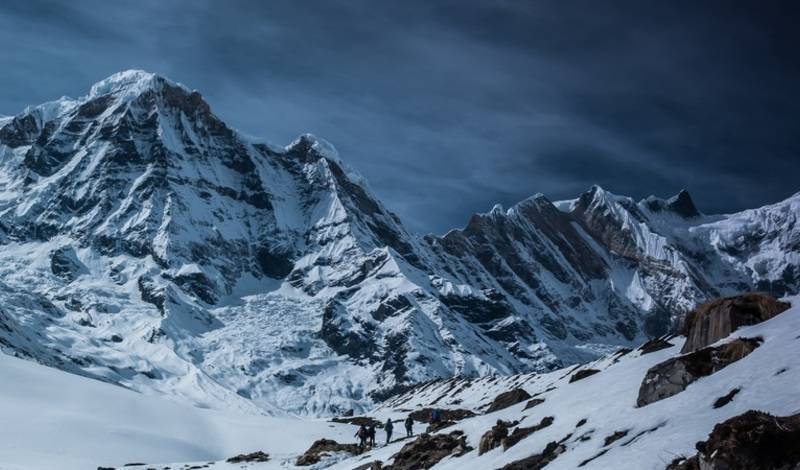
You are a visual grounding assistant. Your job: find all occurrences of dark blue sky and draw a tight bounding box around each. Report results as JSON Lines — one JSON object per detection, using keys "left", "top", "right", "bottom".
{"left": 1, "top": 0, "right": 798, "bottom": 233}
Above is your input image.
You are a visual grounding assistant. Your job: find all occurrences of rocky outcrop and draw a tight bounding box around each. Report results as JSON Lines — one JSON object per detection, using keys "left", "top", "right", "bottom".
{"left": 569, "top": 368, "right": 600, "bottom": 383}
{"left": 639, "top": 337, "right": 674, "bottom": 355}
{"left": 681, "top": 293, "right": 790, "bottom": 353}
{"left": 384, "top": 431, "right": 472, "bottom": 470}
{"left": 226, "top": 451, "right": 270, "bottom": 463}
{"left": 409, "top": 408, "right": 476, "bottom": 423}
{"left": 478, "top": 420, "right": 511, "bottom": 455}
{"left": 667, "top": 410, "right": 800, "bottom": 470}
{"left": 486, "top": 388, "right": 531, "bottom": 413}
{"left": 502, "top": 416, "right": 555, "bottom": 451}
{"left": 712, "top": 388, "right": 741, "bottom": 409}
{"left": 523, "top": 398, "right": 545, "bottom": 410}
{"left": 50, "top": 247, "right": 87, "bottom": 283}
{"left": 295, "top": 439, "right": 362, "bottom": 466}
{"left": 498, "top": 441, "right": 565, "bottom": 470}
{"left": 637, "top": 338, "right": 761, "bottom": 407}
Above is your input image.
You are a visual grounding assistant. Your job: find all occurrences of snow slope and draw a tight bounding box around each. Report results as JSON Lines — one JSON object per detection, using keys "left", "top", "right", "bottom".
{"left": 0, "top": 351, "right": 357, "bottom": 470}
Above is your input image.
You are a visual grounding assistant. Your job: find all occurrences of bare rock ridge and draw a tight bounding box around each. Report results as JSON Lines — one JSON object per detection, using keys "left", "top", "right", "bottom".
{"left": 0, "top": 70, "right": 799, "bottom": 414}
{"left": 681, "top": 292, "right": 790, "bottom": 353}
{"left": 667, "top": 410, "right": 800, "bottom": 470}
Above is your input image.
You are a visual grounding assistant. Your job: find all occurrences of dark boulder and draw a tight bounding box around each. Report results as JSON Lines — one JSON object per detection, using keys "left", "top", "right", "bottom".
{"left": 295, "top": 439, "right": 361, "bottom": 466}
{"left": 712, "top": 388, "right": 741, "bottom": 409}
{"left": 502, "top": 416, "right": 555, "bottom": 450}
{"left": 426, "top": 420, "right": 456, "bottom": 433}
{"left": 569, "top": 368, "right": 600, "bottom": 383}
{"left": 637, "top": 338, "right": 761, "bottom": 407}
{"left": 667, "top": 410, "right": 800, "bottom": 470}
{"left": 681, "top": 293, "right": 789, "bottom": 353}
{"left": 384, "top": 431, "right": 472, "bottom": 470}
{"left": 486, "top": 388, "right": 531, "bottom": 413}
{"left": 479, "top": 420, "right": 511, "bottom": 455}
{"left": 409, "top": 408, "right": 476, "bottom": 423}
{"left": 523, "top": 398, "right": 545, "bottom": 410}
{"left": 226, "top": 451, "right": 270, "bottom": 463}
{"left": 498, "top": 441, "right": 565, "bottom": 470}
{"left": 330, "top": 416, "right": 382, "bottom": 428}
{"left": 639, "top": 337, "right": 674, "bottom": 355}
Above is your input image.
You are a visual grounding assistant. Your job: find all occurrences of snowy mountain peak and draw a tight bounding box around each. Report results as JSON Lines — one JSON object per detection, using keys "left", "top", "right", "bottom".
{"left": 88, "top": 69, "right": 189, "bottom": 100}
{"left": 642, "top": 188, "right": 701, "bottom": 218}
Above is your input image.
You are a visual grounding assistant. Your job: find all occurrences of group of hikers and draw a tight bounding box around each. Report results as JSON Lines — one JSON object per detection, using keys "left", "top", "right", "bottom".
{"left": 355, "top": 409, "right": 443, "bottom": 449}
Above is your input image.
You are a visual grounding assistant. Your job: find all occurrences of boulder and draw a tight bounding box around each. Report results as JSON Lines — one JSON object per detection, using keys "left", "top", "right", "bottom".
{"left": 681, "top": 293, "right": 789, "bottom": 353}
{"left": 637, "top": 338, "right": 761, "bottom": 407}
{"left": 667, "top": 410, "right": 800, "bottom": 469}
{"left": 502, "top": 416, "right": 555, "bottom": 450}
{"left": 295, "top": 439, "right": 362, "bottom": 466}
{"left": 426, "top": 420, "right": 456, "bottom": 433}
{"left": 712, "top": 388, "right": 741, "bottom": 409}
{"left": 409, "top": 407, "right": 476, "bottom": 423}
{"left": 486, "top": 388, "right": 531, "bottom": 413}
{"left": 638, "top": 337, "right": 674, "bottom": 355}
{"left": 523, "top": 398, "right": 545, "bottom": 410}
{"left": 478, "top": 420, "right": 511, "bottom": 455}
{"left": 498, "top": 441, "right": 565, "bottom": 470}
{"left": 226, "top": 451, "right": 270, "bottom": 463}
{"left": 331, "top": 416, "right": 383, "bottom": 427}
{"left": 384, "top": 431, "right": 472, "bottom": 470}
{"left": 569, "top": 368, "right": 600, "bottom": 383}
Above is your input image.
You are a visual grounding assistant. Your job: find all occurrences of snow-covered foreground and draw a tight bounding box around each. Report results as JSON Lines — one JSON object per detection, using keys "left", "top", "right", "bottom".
{"left": 3, "top": 298, "right": 797, "bottom": 469}
{"left": 330, "top": 296, "right": 800, "bottom": 469}
{"left": 0, "top": 352, "right": 357, "bottom": 470}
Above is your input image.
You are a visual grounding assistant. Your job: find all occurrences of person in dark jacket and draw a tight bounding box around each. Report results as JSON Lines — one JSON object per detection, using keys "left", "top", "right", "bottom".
{"left": 367, "top": 424, "right": 376, "bottom": 447}
{"left": 404, "top": 415, "right": 414, "bottom": 437}
{"left": 431, "top": 409, "right": 441, "bottom": 424}
{"left": 355, "top": 424, "right": 368, "bottom": 449}
{"left": 384, "top": 418, "right": 394, "bottom": 445}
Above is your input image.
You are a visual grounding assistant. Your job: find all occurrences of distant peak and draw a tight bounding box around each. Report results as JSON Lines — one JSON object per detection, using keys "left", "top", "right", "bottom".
{"left": 88, "top": 70, "right": 188, "bottom": 99}
{"left": 642, "top": 189, "right": 701, "bottom": 218}
{"left": 666, "top": 189, "right": 700, "bottom": 217}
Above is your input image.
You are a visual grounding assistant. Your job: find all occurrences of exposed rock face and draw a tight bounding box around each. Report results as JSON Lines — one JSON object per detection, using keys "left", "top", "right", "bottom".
{"left": 295, "top": 439, "right": 361, "bottom": 466}
{"left": 409, "top": 408, "right": 475, "bottom": 423}
{"left": 569, "top": 368, "right": 600, "bottom": 383}
{"left": 639, "top": 337, "right": 674, "bottom": 355}
{"left": 479, "top": 420, "right": 511, "bottom": 455}
{"left": 226, "top": 451, "right": 270, "bottom": 463}
{"left": 712, "top": 388, "right": 741, "bottom": 409}
{"left": 498, "top": 441, "right": 565, "bottom": 470}
{"left": 486, "top": 388, "right": 532, "bottom": 413}
{"left": 681, "top": 293, "right": 790, "bottom": 353}
{"left": 50, "top": 246, "right": 87, "bottom": 282}
{"left": 637, "top": 338, "right": 761, "bottom": 407}
{"left": 384, "top": 431, "right": 472, "bottom": 470}
{"left": 667, "top": 410, "right": 800, "bottom": 470}
{"left": 523, "top": 398, "right": 545, "bottom": 410}
{"left": 502, "top": 416, "right": 555, "bottom": 450}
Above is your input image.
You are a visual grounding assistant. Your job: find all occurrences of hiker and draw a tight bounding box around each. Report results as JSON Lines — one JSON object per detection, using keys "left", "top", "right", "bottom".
{"left": 431, "top": 408, "right": 441, "bottom": 424}
{"left": 367, "top": 424, "right": 376, "bottom": 447}
{"left": 384, "top": 418, "right": 394, "bottom": 445}
{"left": 405, "top": 415, "right": 414, "bottom": 437}
{"left": 355, "top": 424, "right": 368, "bottom": 449}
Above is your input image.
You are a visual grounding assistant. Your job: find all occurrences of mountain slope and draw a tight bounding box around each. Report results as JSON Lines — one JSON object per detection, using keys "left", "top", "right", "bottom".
{"left": 0, "top": 70, "right": 798, "bottom": 415}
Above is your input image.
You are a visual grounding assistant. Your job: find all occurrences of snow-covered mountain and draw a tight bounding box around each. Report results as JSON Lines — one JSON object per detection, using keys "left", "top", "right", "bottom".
{"left": 0, "top": 70, "right": 798, "bottom": 415}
